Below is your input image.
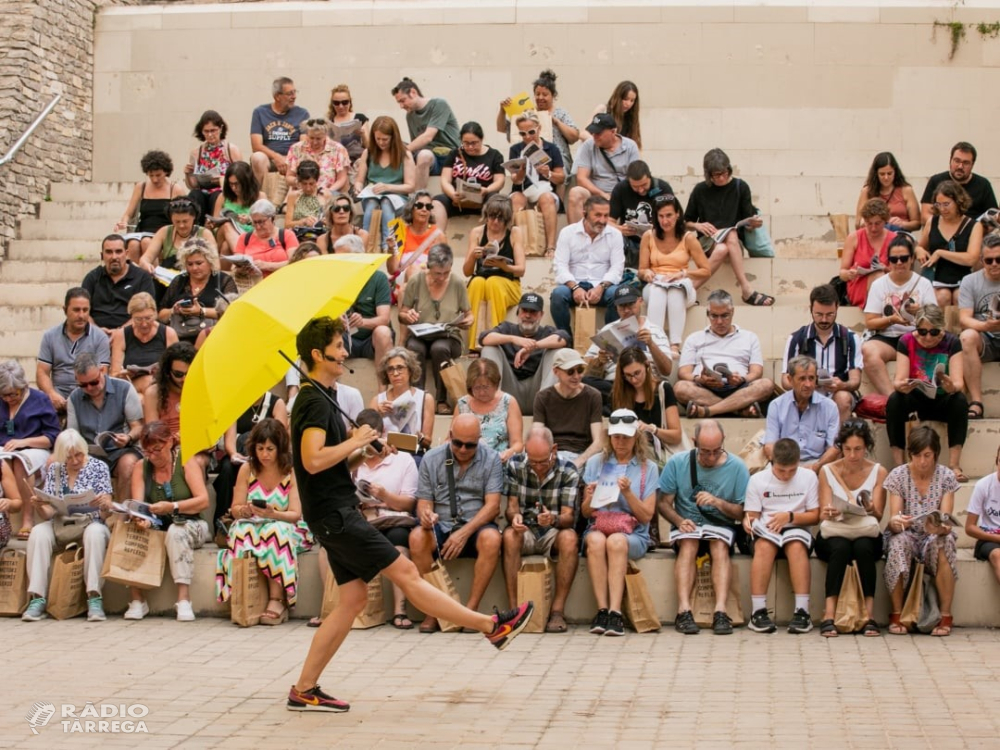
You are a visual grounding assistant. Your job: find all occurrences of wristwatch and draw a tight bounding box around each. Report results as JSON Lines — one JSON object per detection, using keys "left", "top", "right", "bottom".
{"left": 172, "top": 502, "right": 180, "bottom": 514}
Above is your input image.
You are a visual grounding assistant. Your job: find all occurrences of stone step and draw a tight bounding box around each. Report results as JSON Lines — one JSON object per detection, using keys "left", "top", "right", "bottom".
{"left": 49, "top": 182, "right": 134, "bottom": 202}
{"left": 0, "top": 260, "right": 93, "bottom": 284}
{"left": 18, "top": 218, "right": 118, "bottom": 241}
{"left": 0, "top": 305, "right": 67, "bottom": 330}
{"left": 0, "top": 282, "right": 76, "bottom": 307}
{"left": 7, "top": 239, "right": 99, "bottom": 262}
{"left": 39, "top": 200, "right": 123, "bottom": 221}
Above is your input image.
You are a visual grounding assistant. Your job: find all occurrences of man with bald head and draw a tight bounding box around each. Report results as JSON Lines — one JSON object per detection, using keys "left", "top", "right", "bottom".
{"left": 656, "top": 419, "right": 750, "bottom": 635}
{"left": 409, "top": 413, "right": 504, "bottom": 632}
{"left": 502, "top": 426, "right": 580, "bottom": 633}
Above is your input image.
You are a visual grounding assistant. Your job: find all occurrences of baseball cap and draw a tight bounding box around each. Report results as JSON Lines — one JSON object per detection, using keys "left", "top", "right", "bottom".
{"left": 613, "top": 285, "right": 639, "bottom": 306}
{"left": 552, "top": 348, "right": 586, "bottom": 371}
{"left": 518, "top": 292, "right": 544, "bottom": 312}
{"left": 586, "top": 113, "right": 617, "bottom": 134}
{"left": 608, "top": 408, "right": 640, "bottom": 437}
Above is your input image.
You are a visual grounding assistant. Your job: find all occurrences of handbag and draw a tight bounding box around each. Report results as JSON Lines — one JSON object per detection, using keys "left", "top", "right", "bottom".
{"left": 855, "top": 393, "right": 888, "bottom": 421}
{"left": 591, "top": 464, "right": 647, "bottom": 536}
{"left": 50, "top": 463, "right": 94, "bottom": 548}
{"left": 819, "top": 465, "right": 880, "bottom": 540}
{"left": 370, "top": 514, "right": 418, "bottom": 531}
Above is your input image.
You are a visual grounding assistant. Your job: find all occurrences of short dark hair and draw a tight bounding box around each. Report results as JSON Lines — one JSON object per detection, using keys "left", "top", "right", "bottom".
{"left": 626, "top": 160, "right": 652, "bottom": 181}
{"left": 64, "top": 287, "right": 90, "bottom": 308}
{"left": 296, "top": 316, "right": 344, "bottom": 370}
{"left": 193, "top": 110, "right": 228, "bottom": 141}
{"left": 391, "top": 77, "right": 421, "bottom": 97}
{"left": 355, "top": 408, "right": 383, "bottom": 433}
{"left": 583, "top": 195, "right": 610, "bottom": 214}
{"left": 296, "top": 160, "right": 321, "bottom": 182}
{"left": 460, "top": 121, "right": 484, "bottom": 139}
{"left": 247, "top": 417, "right": 292, "bottom": 475}
{"left": 887, "top": 233, "right": 915, "bottom": 258}
{"left": 951, "top": 141, "right": 977, "bottom": 163}
{"left": 810, "top": 284, "right": 839, "bottom": 308}
{"left": 653, "top": 194, "right": 685, "bottom": 241}
{"left": 772, "top": 438, "right": 800, "bottom": 467}
{"left": 533, "top": 69, "right": 558, "bottom": 97}
{"left": 906, "top": 424, "right": 941, "bottom": 460}
{"left": 140, "top": 149, "right": 173, "bottom": 176}
{"left": 102, "top": 233, "right": 126, "bottom": 251}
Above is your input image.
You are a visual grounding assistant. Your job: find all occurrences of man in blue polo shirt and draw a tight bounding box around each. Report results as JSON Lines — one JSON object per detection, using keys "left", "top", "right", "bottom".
{"left": 765, "top": 355, "right": 840, "bottom": 471}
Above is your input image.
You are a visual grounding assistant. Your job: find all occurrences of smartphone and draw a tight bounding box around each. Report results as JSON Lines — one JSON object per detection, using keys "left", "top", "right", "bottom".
{"left": 251, "top": 499, "right": 267, "bottom": 509}
{"left": 177, "top": 298, "right": 194, "bottom": 308}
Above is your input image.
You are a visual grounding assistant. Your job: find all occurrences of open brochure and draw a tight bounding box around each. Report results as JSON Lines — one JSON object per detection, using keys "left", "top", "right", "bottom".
{"left": 978, "top": 207, "right": 1000, "bottom": 231}
{"left": 712, "top": 217, "right": 755, "bottom": 244}
{"left": 126, "top": 364, "right": 156, "bottom": 378}
{"left": 906, "top": 363, "right": 945, "bottom": 399}
{"left": 356, "top": 478, "right": 376, "bottom": 503}
{"left": 830, "top": 495, "right": 868, "bottom": 518}
{"left": 750, "top": 519, "right": 812, "bottom": 548}
{"left": 855, "top": 254, "right": 884, "bottom": 276}
{"left": 590, "top": 316, "right": 644, "bottom": 356}
{"left": 625, "top": 220, "right": 652, "bottom": 235}
{"left": 111, "top": 500, "right": 163, "bottom": 528}
{"left": 35, "top": 487, "right": 96, "bottom": 517}
{"left": 990, "top": 294, "right": 1000, "bottom": 320}
{"left": 455, "top": 179, "right": 484, "bottom": 206}
{"left": 501, "top": 143, "right": 551, "bottom": 172}
{"left": 591, "top": 463, "right": 628, "bottom": 509}
{"left": 407, "top": 313, "right": 466, "bottom": 339}
{"left": 226, "top": 254, "right": 254, "bottom": 265}
{"left": 669, "top": 524, "right": 735, "bottom": 546}
{"left": 912, "top": 509, "right": 960, "bottom": 528}
{"left": 482, "top": 240, "right": 502, "bottom": 260}
{"left": 193, "top": 166, "right": 221, "bottom": 189}
{"left": 152, "top": 266, "right": 181, "bottom": 287}
{"left": 87, "top": 431, "right": 124, "bottom": 459}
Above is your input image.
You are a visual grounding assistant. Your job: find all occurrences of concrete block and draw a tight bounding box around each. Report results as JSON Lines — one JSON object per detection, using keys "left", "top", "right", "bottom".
{"left": 644, "top": 107, "right": 722, "bottom": 152}
{"left": 96, "top": 9, "right": 162, "bottom": 33}
{"left": 611, "top": 23, "right": 703, "bottom": 67}
{"left": 0, "top": 260, "right": 93, "bottom": 284}
{"left": 733, "top": 5, "right": 809, "bottom": 24}
{"left": 0, "top": 305, "right": 67, "bottom": 331}
{"left": 0, "top": 283, "right": 76, "bottom": 308}
{"left": 93, "top": 72, "right": 121, "bottom": 116}
{"left": 301, "top": 3, "right": 375, "bottom": 27}
{"left": 18, "top": 219, "right": 111, "bottom": 241}
{"left": 160, "top": 9, "right": 233, "bottom": 31}
{"left": 708, "top": 23, "right": 816, "bottom": 66}
{"left": 231, "top": 9, "right": 303, "bottom": 29}
{"left": 661, "top": 5, "right": 734, "bottom": 24}
{"left": 94, "top": 32, "right": 131, "bottom": 75}
{"left": 7, "top": 240, "right": 101, "bottom": 262}
{"left": 49, "top": 183, "right": 133, "bottom": 202}
{"left": 808, "top": 6, "right": 880, "bottom": 24}
{"left": 588, "top": 1, "right": 664, "bottom": 25}
{"left": 515, "top": 0, "right": 589, "bottom": 25}
{"left": 39, "top": 201, "right": 120, "bottom": 221}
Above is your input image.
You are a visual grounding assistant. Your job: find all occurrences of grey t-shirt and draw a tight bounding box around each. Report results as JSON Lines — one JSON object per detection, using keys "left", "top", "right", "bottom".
{"left": 67, "top": 376, "right": 142, "bottom": 443}
{"left": 417, "top": 442, "right": 503, "bottom": 532}
{"left": 573, "top": 136, "right": 641, "bottom": 194}
{"left": 406, "top": 98, "right": 460, "bottom": 152}
{"left": 958, "top": 269, "right": 1000, "bottom": 330}
{"left": 38, "top": 324, "right": 111, "bottom": 397}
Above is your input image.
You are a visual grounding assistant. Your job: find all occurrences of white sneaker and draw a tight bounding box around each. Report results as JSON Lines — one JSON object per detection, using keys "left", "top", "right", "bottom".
{"left": 175, "top": 600, "right": 195, "bottom": 621}
{"left": 123, "top": 600, "right": 148, "bottom": 620}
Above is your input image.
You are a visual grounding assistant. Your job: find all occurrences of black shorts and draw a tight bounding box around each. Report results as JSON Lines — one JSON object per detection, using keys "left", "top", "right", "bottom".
{"left": 382, "top": 525, "right": 411, "bottom": 548}
{"left": 974, "top": 539, "right": 1000, "bottom": 562}
{"left": 866, "top": 333, "right": 899, "bottom": 349}
{"left": 433, "top": 522, "right": 499, "bottom": 559}
{"left": 312, "top": 506, "right": 401, "bottom": 585}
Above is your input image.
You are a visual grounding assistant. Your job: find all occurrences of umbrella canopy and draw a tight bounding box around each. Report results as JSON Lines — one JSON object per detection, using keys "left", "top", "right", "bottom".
{"left": 179, "top": 253, "right": 387, "bottom": 461}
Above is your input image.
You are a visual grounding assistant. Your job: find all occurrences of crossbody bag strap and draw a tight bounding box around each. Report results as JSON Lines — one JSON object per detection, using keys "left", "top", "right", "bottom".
{"left": 825, "top": 464, "right": 855, "bottom": 503}
{"left": 444, "top": 447, "right": 459, "bottom": 520}
{"left": 688, "top": 448, "right": 698, "bottom": 491}
{"left": 598, "top": 146, "right": 625, "bottom": 181}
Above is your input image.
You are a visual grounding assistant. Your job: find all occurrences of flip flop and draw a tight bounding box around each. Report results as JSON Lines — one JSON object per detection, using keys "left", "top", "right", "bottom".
{"left": 931, "top": 615, "right": 953, "bottom": 637}
{"left": 389, "top": 613, "right": 414, "bottom": 630}
{"left": 307, "top": 616, "right": 322, "bottom": 628}
{"left": 686, "top": 402, "right": 709, "bottom": 419}
{"left": 742, "top": 290, "right": 775, "bottom": 307}
{"left": 435, "top": 403, "right": 451, "bottom": 416}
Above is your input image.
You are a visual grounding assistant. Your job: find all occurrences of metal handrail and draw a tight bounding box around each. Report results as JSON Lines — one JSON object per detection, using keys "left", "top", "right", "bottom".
{"left": 0, "top": 94, "right": 61, "bottom": 167}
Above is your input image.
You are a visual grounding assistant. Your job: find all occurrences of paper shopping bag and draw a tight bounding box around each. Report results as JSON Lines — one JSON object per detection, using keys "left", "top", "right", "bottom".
{"left": 737, "top": 429, "right": 769, "bottom": 475}
{"left": 515, "top": 208, "right": 546, "bottom": 257}
{"left": 834, "top": 562, "right": 868, "bottom": 634}
{"left": 319, "top": 571, "right": 340, "bottom": 621}
{"left": 47, "top": 546, "right": 87, "bottom": 620}
{"left": 573, "top": 306, "right": 597, "bottom": 354}
{"left": 0, "top": 548, "right": 28, "bottom": 616}
{"left": 422, "top": 560, "right": 462, "bottom": 633}
{"left": 692, "top": 555, "right": 745, "bottom": 627}
{"left": 516, "top": 560, "right": 552, "bottom": 633}
{"left": 365, "top": 208, "right": 382, "bottom": 253}
{"left": 351, "top": 575, "right": 386, "bottom": 629}
{"left": 622, "top": 562, "right": 660, "bottom": 633}
{"left": 230, "top": 553, "right": 268, "bottom": 628}
{"left": 439, "top": 359, "right": 467, "bottom": 405}
{"left": 899, "top": 560, "right": 925, "bottom": 631}
{"left": 100, "top": 521, "right": 166, "bottom": 590}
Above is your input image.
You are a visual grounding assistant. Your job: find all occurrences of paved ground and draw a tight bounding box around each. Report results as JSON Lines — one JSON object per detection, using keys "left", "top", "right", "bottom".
{"left": 2, "top": 617, "right": 999, "bottom": 749}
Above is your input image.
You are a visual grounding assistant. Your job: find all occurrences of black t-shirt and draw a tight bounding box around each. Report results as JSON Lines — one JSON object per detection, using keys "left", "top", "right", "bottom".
{"left": 81, "top": 263, "right": 157, "bottom": 329}
{"left": 631, "top": 382, "right": 678, "bottom": 428}
{"left": 921, "top": 171, "right": 998, "bottom": 219}
{"left": 610, "top": 177, "right": 675, "bottom": 226}
{"left": 478, "top": 321, "right": 570, "bottom": 379}
{"left": 291, "top": 382, "right": 357, "bottom": 526}
{"left": 684, "top": 177, "right": 755, "bottom": 231}
{"left": 444, "top": 147, "right": 504, "bottom": 188}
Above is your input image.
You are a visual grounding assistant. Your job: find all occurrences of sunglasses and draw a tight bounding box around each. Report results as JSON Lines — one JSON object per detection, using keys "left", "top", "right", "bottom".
{"left": 984, "top": 256, "right": 1000, "bottom": 265}
{"left": 78, "top": 377, "right": 101, "bottom": 388}
{"left": 654, "top": 194, "right": 676, "bottom": 204}
{"left": 915, "top": 328, "right": 942, "bottom": 337}
{"left": 331, "top": 204, "right": 352, "bottom": 213}
{"left": 561, "top": 366, "right": 586, "bottom": 375}
{"left": 451, "top": 438, "right": 479, "bottom": 451}
{"left": 887, "top": 255, "right": 911, "bottom": 264}
{"left": 518, "top": 129, "right": 537, "bottom": 137}
{"left": 170, "top": 369, "right": 188, "bottom": 379}
{"left": 413, "top": 201, "right": 433, "bottom": 210}
{"left": 305, "top": 118, "right": 327, "bottom": 127}
{"left": 609, "top": 414, "right": 638, "bottom": 425}
{"left": 331, "top": 99, "right": 351, "bottom": 107}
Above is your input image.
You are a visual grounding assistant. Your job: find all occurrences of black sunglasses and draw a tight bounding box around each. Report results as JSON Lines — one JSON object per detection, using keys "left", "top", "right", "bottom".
{"left": 451, "top": 438, "right": 479, "bottom": 451}
{"left": 984, "top": 256, "right": 1000, "bottom": 265}
{"left": 915, "top": 327, "right": 942, "bottom": 337}
{"left": 413, "top": 201, "right": 433, "bottom": 210}
{"left": 887, "top": 255, "right": 911, "bottom": 264}
{"left": 609, "top": 414, "right": 638, "bottom": 425}
{"left": 78, "top": 377, "right": 101, "bottom": 388}
{"left": 170, "top": 369, "right": 188, "bottom": 379}
{"left": 331, "top": 205, "right": 352, "bottom": 213}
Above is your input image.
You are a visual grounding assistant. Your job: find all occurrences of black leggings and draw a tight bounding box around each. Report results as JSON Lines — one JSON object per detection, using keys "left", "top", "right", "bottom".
{"left": 886, "top": 390, "right": 967, "bottom": 449}
{"left": 814, "top": 533, "right": 884, "bottom": 598}
{"left": 405, "top": 335, "right": 463, "bottom": 405}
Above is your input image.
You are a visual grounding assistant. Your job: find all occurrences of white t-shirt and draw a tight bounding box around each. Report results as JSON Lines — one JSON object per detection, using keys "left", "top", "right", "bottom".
{"left": 863, "top": 273, "right": 936, "bottom": 339}
{"left": 680, "top": 325, "right": 763, "bottom": 379}
{"left": 968, "top": 473, "right": 1000, "bottom": 533}
{"left": 744, "top": 466, "right": 819, "bottom": 524}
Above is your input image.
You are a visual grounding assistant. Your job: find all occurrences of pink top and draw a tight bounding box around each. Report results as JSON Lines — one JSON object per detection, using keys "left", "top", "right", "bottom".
{"left": 234, "top": 230, "right": 298, "bottom": 277}
{"left": 880, "top": 188, "right": 909, "bottom": 226}
{"left": 287, "top": 139, "right": 350, "bottom": 193}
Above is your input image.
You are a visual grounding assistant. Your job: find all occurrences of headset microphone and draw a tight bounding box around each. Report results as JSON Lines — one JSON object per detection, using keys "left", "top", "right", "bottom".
{"left": 338, "top": 359, "right": 355, "bottom": 374}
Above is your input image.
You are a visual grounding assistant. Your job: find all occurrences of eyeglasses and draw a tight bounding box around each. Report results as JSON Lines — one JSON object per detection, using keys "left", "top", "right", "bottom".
{"left": 413, "top": 201, "right": 433, "bottom": 211}
{"left": 170, "top": 369, "right": 188, "bottom": 379}
{"left": 461, "top": 140, "right": 482, "bottom": 148}
{"left": 710, "top": 171, "right": 728, "bottom": 179}
{"left": 984, "top": 256, "right": 1000, "bottom": 265}
{"left": 280, "top": 89, "right": 297, "bottom": 97}
{"left": 485, "top": 213, "right": 505, "bottom": 222}
{"left": 133, "top": 314, "right": 156, "bottom": 324}
{"left": 78, "top": 377, "right": 101, "bottom": 388}
{"left": 933, "top": 201, "right": 954, "bottom": 209}
{"left": 653, "top": 194, "right": 676, "bottom": 205}
{"left": 561, "top": 366, "right": 586, "bottom": 375}
{"left": 887, "top": 255, "right": 911, "bottom": 264}
{"left": 331, "top": 99, "right": 351, "bottom": 107}
{"left": 251, "top": 218, "right": 271, "bottom": 227}
{"left": 331, "top": 204, "right": 352, "bottom": 213}
{"left": 518, "top": 129, "right": 537, "bottom": 137}
{"left": 842, "top": 418, "right": 866, "bottom": 430}
{"left": 386, "top": 365, "right": 408, "bottom": 374}
{"left": 451, "top": 438, "right": 479, "bottom": 451}
{"left": 623, "top": 369, "right": 646, "bottom": 382}
{"left": 697, "top": 447, "right": 725, "bottom": 458}
{"left": 915, "top": 328, "right": 942, "bottom": 337}
{"left": 141, "top": 442, "right": 169, "bottom": 456}
{"left": 528, "top": 454, "right": 554, "bottom": 467}
{"left": 609, "top": 414, "right": 638, "bottom": 425}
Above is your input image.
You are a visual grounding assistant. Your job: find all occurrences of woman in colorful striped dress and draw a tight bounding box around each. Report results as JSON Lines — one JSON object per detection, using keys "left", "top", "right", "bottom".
{"left": 216, "top": 418, "right": 310, "bottom": 624}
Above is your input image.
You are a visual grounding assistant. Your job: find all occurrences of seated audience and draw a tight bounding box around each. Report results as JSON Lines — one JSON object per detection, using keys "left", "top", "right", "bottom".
{"left": 611, "top": 347, "right": 682, "bottom": 459}
{"left": 392, "top": 77, "right": 461, "bottom": 190}
{"left": 588, "top": 80, "right": 642, "bottom": 149}
{"left": 840, "top": 198, "right": 895, "bottom": 307}
{"left": 370, "top": 347, "right": 435, "bottom": 455}
{"left": 611, "top": 160, "right": 674, "bottom": 269}
{"left": 159, "top": 238, "right": 238, "bottom": 345}
{"left": 0, "top": 360, "right": 60, "bottom": 540}
{"left": 249, "top": 76, "right": 309, "bottom": 189}
{"left": 502, "top": 425, "right": 580, "bottom": 633}
{"left": 115, "top": 149, "right": 188, "bottom": 263}
{"left": 674, "top": 290, "right": 774, "bottom": 418}
{"left": 581, "top": 409, "right": 660, "bottom": 637}
{"left": 638, "top": 194, "right": 710, "bottom": 355}
{"left": 399, "top": 244, "right": 472, "bottom": 414}
{"left": 657, "top": 419, "right": 749, "bottom": 635}
{"left": 920, "top": 141, "right": 997, "bottom": 222}
{"left": 743, "top": 439, "right": 820, "bottom": 635}
{"left": 284, "top": 161, "right": 329, "bottom": 236}
{"left": 143, "top": 342, "right": 195, "bottom": 440}
{"left": 887, "top": 304, "right": 967, "bottom": 479}
{"left": 479, "top": 292, "right": 568, "bottom": 417}
{"left": 217, "top": 418, "right": 306, "bottom": 626}
{"left": 353, "top": 115, "right": 416, "bottom": 247}
{"left": 211, "top": 161, "right": 263, "bottom": 255}
{"left": 533, "top": 349, "right": 603, "bottom": 470}
{"left": 917, "top": 179, "right": 983, "bottom": 307}
{"left": 551, "top": 196, "right": 626, "bottom": 336}
{"left": 138, "top": 196, "right": 216, "bottom": 274}
{"left": 384, "top": 191, "right": 444, "bottom": 298}
{"left": 854, "top": 152, "right": 920, "bottom": 232}
{"left": 764, "top": 356, "right": 840, "bottom": 471}
{"left": 66, "top": 352, "right": 143, "bottom": 500}
{"left": 815, "top": 420, "right": 887, "bottom": 637}
{"left": 456, "top": 359, "right": 524, "bottom": 462}
{"left": 315, "top": 193, "right": 368, "bottom": 254}
{"left": 566, "top": 114, "right": 640, "bottom": 224}
{"left": 463, "top": 195, "right": 526, "bottom": 352}
{"left": 125, "top": 421, "right": 210, "bottom": 622}
{"left": 409, "top": 414, "right": 502, "bottom": 632}
{"left": 782, "top": 284, "right": 862, "bottom": 422}
{"left": 326, "top": 83, "right": 369, "bottom": 162}
{"left": 329, "top": 239, "right": 393, "bottom": 364}
{"left": 354, "top": 408, "right": 419, "bottom": 630}
{"left": 884, "top": 426, "right": 959, "bottom": 637}
{"left": 958, "top": 232, "right": 1000, "bottom": 420}
{"left": 184, "top": 110, "right": 243, "bottom": 220}
{"left": 965, "top": 447, "right": 1000, "bottom": 591}
{"left": 22, "top": 429, "right": 114, "bottom": 622}
{"left": 684, "top": 148, "right": 773, "bottom": 306}
{"left": 229, "top": 199, "right": 296, "bottom": 277}
{"left": 496, "top": 69, "right": 580, "bottom": 175}
{"left": 82, "top": 234, "right": 157, "bottom": 333}
{"left": 432, "top": 121, "right": 506, "bottom": 231}
{"left": 861, "top": 234, "right": 936, "bottom": 395}
{"left": 285, "top": 118, "right": 349, "bottom": 193}
{"left": 37, "top": 288, "right": 111, "bottom": 412}
{"left": 506, "top": 110, "right": 565, "bottom": 254}
{"left": 110, "top": 292, "right": 178, "bottom": 395}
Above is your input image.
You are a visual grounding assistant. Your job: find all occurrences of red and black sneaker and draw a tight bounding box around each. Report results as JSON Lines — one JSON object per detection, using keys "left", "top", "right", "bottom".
{"left": 287, "top": 685, "right": 350, "bottom": 713}
{"left": 486, "top": 601, "right": 535, "bottom": 651}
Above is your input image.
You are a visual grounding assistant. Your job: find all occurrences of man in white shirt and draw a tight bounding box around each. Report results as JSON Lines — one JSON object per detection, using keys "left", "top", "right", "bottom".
{"left": 550, "top": 196, "right": 625, "bottom": 336}
{"left": 966, "top": 446, "right": 1000, "bottom": 582}
{"left": 673, "top": 290, "right": 775, "bottom": 418}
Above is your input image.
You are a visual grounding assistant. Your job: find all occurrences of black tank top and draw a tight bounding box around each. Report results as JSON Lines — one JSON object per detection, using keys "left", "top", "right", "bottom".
{"left": 475, "top": 228, "right": 516, "bottom": 281}
{"left": 123, "top": 323, "right": 168, "bottom": 368}
{"left": 136, "top": 183, "right": 173, "bottom": 234}
{"left": 927, "top": 215, "right": 974, "bottom": 287}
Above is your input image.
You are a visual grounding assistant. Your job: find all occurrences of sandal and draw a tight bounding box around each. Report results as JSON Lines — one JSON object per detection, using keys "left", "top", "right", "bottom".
{"left": 862, "top": 619, "right": 881, "bottom": 637}
{"left": 545, "top": 610, "right": 568, "bottom": 633}
{"left": 888, "top": 613, "right": 907, "bottom": 635}
{"left": 545, "top": 247, "right": 555, "bottom": 258}
{"left": 435, "top": 402, "right": 451, "bottom": 416}
{"left": 931, "top": 614, "right": 953, "bottom": 637}
{"left": 419, "top": 616, "right": 440, "bottom": 634}
{"left": 950, "top": 467, "right": 969, "bottom": 483}
{"left": 739, "top": 401, "right": 762, "bottom": 419}
{"left": 260, "top": 599, "right": 288, "bottom": 626}
{"left": 742, "top": 290, "right": 775, "bottom": 307}
{"left": 389, "top": 613, "right": 414, "bottom": 630}
{"left": 968, "top": 400, "right": 985, "bottom": 420}
{"left": 16, "top": 527, "right": 31, "bottom": 541}
{"left": 307, "top": 616, "right": 322, "bottom": 628}
{"left": 819, "top": 619, "right": 837, "bottom": 637}
{"left": 686, "top": 402, "right": 709, "bottom": 419}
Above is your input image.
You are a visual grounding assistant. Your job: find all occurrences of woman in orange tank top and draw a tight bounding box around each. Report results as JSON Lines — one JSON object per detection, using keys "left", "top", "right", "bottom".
{"left": 855, "top": 152, "right": 920, "bottom": 232}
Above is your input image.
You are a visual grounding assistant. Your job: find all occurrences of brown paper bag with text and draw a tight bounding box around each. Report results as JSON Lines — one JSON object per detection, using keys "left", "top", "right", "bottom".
{"left": 692, "top": 555, "right": 745, "bottom": 627}
{"left": 422, "top": 561, "right": 461, "bottom": 633}
{"left": 230, "top": 553, "right": 268, "bottom": 628}
{"left": 47, "top": 546, "right": 87, "bottom": 620}
{"left": 573, "top": 306, "right": 597, "bottom": 354}
{"left": 517, "top": 560, "right": 552, "bottom": 633}
{"left": 351, "top": 575, "right": 386, "bottom": 629}
{"left": 0, "top": 549, "right": 28, "bottom": 616}
{"left": 834, "top": 562, "right": 869, "bottom": 634}
{"left": 100, "top": 521, "right": 166, "bottom": 590}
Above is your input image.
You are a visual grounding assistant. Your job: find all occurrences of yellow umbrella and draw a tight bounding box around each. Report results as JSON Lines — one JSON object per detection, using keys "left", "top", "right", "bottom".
{"left": 180, "top": 253, "right": 387, "bottom": 461}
